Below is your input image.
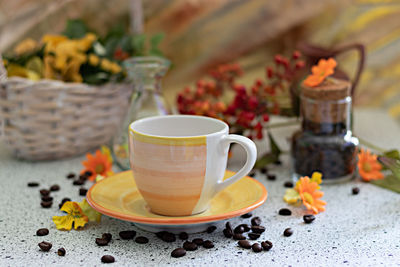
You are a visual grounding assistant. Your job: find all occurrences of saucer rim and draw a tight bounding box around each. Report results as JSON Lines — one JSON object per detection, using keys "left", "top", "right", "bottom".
{"left": 86, "top": 170, "right": 268, "bottom": 225}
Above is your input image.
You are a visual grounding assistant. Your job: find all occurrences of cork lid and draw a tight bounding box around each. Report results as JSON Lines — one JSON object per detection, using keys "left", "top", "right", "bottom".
{"left": 301, "top": 78, "right": 351, "bottom": 101}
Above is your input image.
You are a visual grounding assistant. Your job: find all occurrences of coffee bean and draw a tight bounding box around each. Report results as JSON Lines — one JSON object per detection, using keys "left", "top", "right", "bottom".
{"left": 50, "top": 184, "right": 60, "bottom": 191}
{"left": 234, "top": 225, "right": 244, "bottom": 234}
{"left": 223, "top": 228, "right": 233, "bottom": 238}
{"left": 240, "top": 213, "right": 252, "bottom": 218}
{"left": 66, "top": 173, "right": 75, "bottom": 179}
{"left": 41, "top": 201, "right": 52, "bottom": 208}
{"left": 102, "top": 233, "right": 112, "bottom": 242}
{"left": 171, "top": 248, "right": 186, "bottom": 258}
{"left": 225, "top": 222, "right": 233, "bottom": 232}
{"left": 284, "top": 181, "right": 294, "bottom": 188}
{"left": 248, "top": 233, "right": 260, "bottom": 240}
{"left": 179, "top": 232, "right": 189, "bottom": 240}
{"left": 275, "top": 160, "right": 282, "bottom": 165}
{"left": 79, "top": 174, "right": 88, "bottom": 181}
{"left": 101, "top": 255, "right": 115, "bottom": 263}
{"left": 352, "top": 187, "right": 360, "bottom": 195}
{"left": 73, "top": 180, "right": 84, "bottom": 186}
{"left": 279, "top": 208, "right": 292, "bottom": 216}
{"left": 239, "top": 224, "right": 250, "bottom": 232}
{"left": 203, "top": 240, "right": 214, "bottom": 249}
{"left": 96, "top": 238, "right": 109, "bottom": 246}
{"left": 251, "top": 217, "right": 261, "bottom": 226}
{"left": 36, "top": 228, "right": 49, "bottom": 236}
{"left": 135, "top": 236, "right": 149, "bottom": 244}
{"left": 38, "top": 241, "right": 52, "bottom": 251}
{"left": 156, "top": 231, "right": 167, "bottom": 239}
{"left": 84, "top": 170, "right": 93, "bottom": 177}
{"left": 261, "top": 240, "right": 273, "bottom": 251}
{"left": 233, "top": 233, "right": 246, "bottom": 240}
{"left": 303, "top": 214, "right": 316, "bottom": 224}
{"left": 252, "top": 243, "right": 262, "bottom": 253}
{"left": 161, "top": 232, "right": 176, "bottom": 242}
{"left": 267, "top": 174, "right": 276, "bottom": 181}
{"left": 192, "top": 238, "right": 203, "bottom": 245}
{"left": 283, "top": 228, "right": 293, "bottom": 237}
{"left": 57, "top": 248, "right": 66, "bottom": 256}
{"left": 251, "top": 226, "right": 265, "bottom": 234}
{"left": 119, "top": 230, "right": 136, "bottom": 240}
{"left": 248, "top": 172, "right": 256, "bottom": 177}
{"left": 28, "top": 182, "right": 39, "bottom": 187}
{"left": 40, "top": 189, "right": 50, "bottom": 196}
{"left": 183, "top": 241, "right": 198, "bottom": 251}
{"left": 41, "top": 196, "right": 53, "bottom": 202}
{"left": 59, "top": 198, "right": 71, "bottom": 209}
{"left": 207, "top": 225, "right": 217, "bottom": 233}
{"left": 79, "top": 188, "right": 88, "bottom": 196}
{"left": 238, "top": 240, "right": 251, "bottom": 249}
{"left": 260, "top": 167, "right": 268, "bottom": 174}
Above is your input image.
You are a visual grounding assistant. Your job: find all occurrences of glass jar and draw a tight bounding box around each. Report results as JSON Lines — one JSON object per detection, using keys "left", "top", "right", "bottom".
{"left": 112, "top": 56, "right": 170, "bottom": 170}
{"left": 291, "top": 78, "right": 359, "bottom": 183}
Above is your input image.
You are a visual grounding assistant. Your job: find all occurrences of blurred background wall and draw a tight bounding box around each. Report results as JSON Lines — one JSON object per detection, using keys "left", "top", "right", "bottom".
{"left": 1, "top": 0, "right": 400, "bottom": 115}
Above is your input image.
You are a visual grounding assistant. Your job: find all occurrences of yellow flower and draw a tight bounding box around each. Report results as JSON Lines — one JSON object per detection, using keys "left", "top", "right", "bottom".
{"left": 78, "top": 199, "right": 101, "bottom": 222}
{"left": 109, "top": 62, "right": 122, "bottom": 74}
{"left": 6, "top": 64, "right": 40, "bottom": 81}
{"left": 88, "top": 54, "right": 100, "bottom": 66}
{"left": 283, "top": 188, "right": 301, "bottom": 204}
{"left": 14, "top": 38, "right": 38, "bottom": 55}
{"left": 310, "top": 172, "right": 322, "bottom": 185}
{"left": 101, "top": 145, "right": 113, "bottom": 163}
{"left": 42, "top": 35, "right": 68, "bottom": 53}
{"left": 52, "top": 201, "right": 88, "bottom": 230}
{"left": 100, "top": 59, "right": 113, "bottom": 71}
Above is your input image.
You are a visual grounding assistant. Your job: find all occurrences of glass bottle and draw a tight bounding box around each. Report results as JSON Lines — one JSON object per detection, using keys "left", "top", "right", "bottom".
{"left": 291, "top": 78, "right": 359, "bottom": 183}
{"left": 112, "top": 56, "right": 170, "bottom": 170}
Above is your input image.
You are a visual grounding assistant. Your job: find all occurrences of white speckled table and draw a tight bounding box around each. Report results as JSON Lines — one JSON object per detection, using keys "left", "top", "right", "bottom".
{"left": 1, "top": 109, "right": 400, "bottom": 267}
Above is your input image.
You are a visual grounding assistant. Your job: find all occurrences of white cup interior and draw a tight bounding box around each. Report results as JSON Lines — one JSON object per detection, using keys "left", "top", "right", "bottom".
{"left": 130, "top": 115, "right": 228, "bottom": 137}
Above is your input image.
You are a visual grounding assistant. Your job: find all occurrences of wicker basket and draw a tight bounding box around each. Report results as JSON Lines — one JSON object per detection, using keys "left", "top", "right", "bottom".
{"left": 0, "top": 74, "right": 132, "bottom": 161}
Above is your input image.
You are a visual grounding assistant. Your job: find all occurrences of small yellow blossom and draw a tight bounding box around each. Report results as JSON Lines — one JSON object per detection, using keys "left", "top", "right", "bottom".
{"left": 101, "top": 145, "right": 113, "bottom": 163}
{"left": 283, "top": 188, "right": 300, "bottom": 204}
{"left": 52, "top": 201, "right": 88, "bottom": 230}
{"left": 88, "top": 54, "right": 100, "bottom": 66}
{"left": 14, "top": 38, "right": 38, "bottom": 55}
{"left": 109, "top": 62, "right": 122, "bottom": 74}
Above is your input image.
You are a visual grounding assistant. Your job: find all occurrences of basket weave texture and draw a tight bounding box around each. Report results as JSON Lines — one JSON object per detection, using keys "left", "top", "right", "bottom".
{"left": 0, "top": 76, "right": 132, "bottom": 160}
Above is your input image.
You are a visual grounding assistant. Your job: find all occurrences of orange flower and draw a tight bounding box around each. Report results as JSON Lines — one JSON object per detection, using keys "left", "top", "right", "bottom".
{"left": 296, "top": 176, "right": 326, "bottom": 214}
{"left": 357, "top": 149, "right": 384, "bottom": 182}
{"left": 303, "top": 58, "right": 337, "bottom": 87}
{"left": 81, "top": 150, "right": 113, "bottom": 181}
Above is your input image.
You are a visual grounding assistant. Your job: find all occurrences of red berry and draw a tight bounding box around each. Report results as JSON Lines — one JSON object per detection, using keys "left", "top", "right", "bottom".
{"left": 256, "top": 128, "right": 263, "bottom": 139}
{"left": 197, "top": 80, "right": 205, "bottom": 88}
{"left": 292, "top": 50, "right": 301, "bottom": 60}
{"left": 248, "top": 96, "right": 259, "bottom": 109}
{"left": 255, "top": 79, "right": 263, "bottom": 87}
{"left": 262, "top": 114, "right": 269, "bottom": 122}
{"left": 281, "top": 58, "right": 289, "bottom": 68}
{"left": 295, "top": 61, "right": 305, "bottom": 69}
{"left": 274, "top": 55, "right": 282, "bottom": 64}
{"left": 266, "top": 67, "right": 274, "bottom": 78}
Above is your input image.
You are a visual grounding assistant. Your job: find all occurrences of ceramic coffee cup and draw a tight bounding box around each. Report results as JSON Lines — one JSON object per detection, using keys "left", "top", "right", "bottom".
{"left": 129, "top": 115, "right": 257, "bottom": 216}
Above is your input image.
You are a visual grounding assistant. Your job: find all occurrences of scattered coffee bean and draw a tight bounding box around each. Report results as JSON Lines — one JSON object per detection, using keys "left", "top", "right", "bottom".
{"left": 73, "top": 180, "right": 84, "bottom": 186}
{"left": 251, "top": 217, "right": 261, "bottom": 226}
{"left": 238, "top": 240, "right": 251, "bottom": 249}
{"left": 251, "top": 226, "right": 265, "bottom": 234}
{"left": 279, "top": 208, "right": 292, "bottom": 216}
{"left": 207, "top": 226, "right": 217, "bottom": 233}
{"left": 233, "top": 233, "right": 246, "bottom": 240}
{"left": 303, "top": 214, "right": 316, "bottom": 224}
{"left": 179, "top": 232, "right": 189, "bottom": 240}
{"left": 36, "top": 228, "right": 49, "bottom": 236}
{"left": 248, "top": 172, "right": 256, "bottom": 177}
{"left": 156, "top": 231, "right": 167, "bottom": 239}
{"left": 40, "top": 189, "right": 50, "bottom": 196}
{"left": 41, "top": 196, "right": 53, "bottom": 202}
{"left": 248, "top": 233, "right": 260, "bottom": 240}
{"left": 223, "top": 228, "right": 233, "bottom": 238}
{"left": 275, "top": 160, "right": 282, "bottom": 165}
{"left": 161, "top": 232, "right": 176, "bottom": 242}
{"left": 41, "top": 201, "right": 52, "bottom": 208}
{"left": 102, "top": 233, "right": 112, "bottom": 242}
{"left": 283, "top": 228, "right": 293, "bottom": 237}
{"left": 59, "top": 198, "right": 71, "bottom": 209}
{"left": 252, "top": 243, "right": 262, "bottom": 253}
{"left": 183, "top": 241, "right": 198, "bottom": 251}
{"left": 260, "top": 167, "right": 268, "bottom": 174}
{"left": 28, "top": 182, "right": 39, "bottom": 187}
{"left": 135, "top": 236, "right": 149, "bottom": 244}
{"left": 267, "top": 174, "right": 276, "bottom": 181}
{"left": 240, "top": 213, "right": 252, "bottom": 218}
{"left": 225, "top": 222, "right": 233, "bottom": 232}
{"left": 66, "top": 173, "right": 75, "bottom": 179}
{"left": 239, "top": 224, "right": 250, "bottom": 232}
{"left": 284, "top": 181, "right": 294, "bottom": 188}
{"left": 261, "top": 240, "right": 273, "bottom": 251}
{"left": 101, "top": 255, "right": 115, "bottom": 263}
{"left": 57, "top": 248, "right": 66, "bottom": 256}
{"left": 352, "top": 187, "right": 360, "bottom": 195}
{"left": 38, "top": 241, "right": 52, "bottom": 251}
{"left": 119, "top": 230, "right": 136, "bottom": 240}
{"left": 171, "top": 248, "right": 186, "bottom": 258}
{"left": 79, "top": 174, "right": 88, "bottom": 181}
{"left": 84, "top": 170, "right": 93, "bottom": 177}
{"left": 234, "top": 225, "right": 244, "bottom": 234}
{"left": 50, "top": 184, "right": 60, "bottom": 191}
{"left": 192, "top": 238, "right": 204, "bottom": 245}
{"left": 79, "top": 188, "right": 88, "bottom": 196}
{"left": 96, "top": 238, "right": 109, "bottom": 246}
{"left": 203, "top": 240, "right": 214, "bottom": 249}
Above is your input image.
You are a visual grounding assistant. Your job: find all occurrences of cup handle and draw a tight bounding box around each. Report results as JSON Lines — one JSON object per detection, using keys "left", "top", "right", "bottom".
{"left": 215, "top": 134, "right": 257, "bottom": 194}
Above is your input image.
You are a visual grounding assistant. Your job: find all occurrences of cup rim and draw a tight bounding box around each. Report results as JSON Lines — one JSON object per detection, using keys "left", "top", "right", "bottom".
{"left": 129, "top": 115, "right": 229, "bottom": 139}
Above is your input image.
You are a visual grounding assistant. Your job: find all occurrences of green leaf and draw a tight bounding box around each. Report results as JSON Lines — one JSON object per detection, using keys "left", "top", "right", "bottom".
{"left": 371, "top": 174, "right": 400, "bottom": 193}
{"left": 383, "top": 149, "right": 400, "bottom": 160}
{"left": 131, "top": 34, "right": 146, "bottom": 56}
{"left": 150, "top": 33, "right": 164, "bottom": 49}
{"left": 268, "top": 131, "right": 281, "bottom": 155}
{"left": 255, "top": 132, "right": 281, "bottom": 168}
{"left": 378, "top": 156, "right": 400, "bottom": 178}
{"left": 63, "top": 19, "right": 89, "bottom": 39}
